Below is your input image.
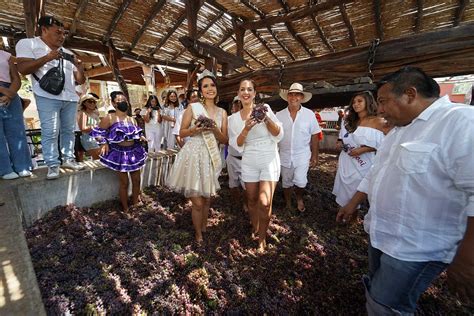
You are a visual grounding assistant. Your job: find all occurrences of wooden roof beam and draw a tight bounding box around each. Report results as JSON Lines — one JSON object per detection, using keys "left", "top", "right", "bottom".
{"left": 339, "top": 3, "right": 357, "bottom": 46}
{"left": 277, "top": 0, "right": 314, "bottom": 57}
{"left": 230, "top": 35, "right": 263, "bottom": 68}
{"left": 179, "top": 36, "right": 246, "bottom": 67}
{"left": 150, "top": 11, "right": 186, "bottom": 56}
{"left": 454, "top": 0, "right": 468, "bottom": 27}
{"left": 242, "top": 0, "right": 350, "bottom": 30}
{"left": 310, "top": 15, "right": 335, "bottom": 52}
{"left": 186, "top": 0, "right": 204, "bottom": 40}
{"left": 68, "top": 0, "right": 89, "bottom": 39}
{"left": 241, "top": 0, "right": 295, "bottom": 61}
{"left": 103, "top": 0, "right": 132, "bottom": 42}
{"left": 23, "top": 0, "right": 43, "bottom": 38}
{"left": 251, "top": 30, "right": 282, "bottom": 64}
{"left": 414, "top": 0, "right": 424, "bottom": 32}
{"left": 173, "top": 11, "right": 224, "bottom": 59}
{"left": 85, "top": 61, "right": 138, "bottom": 78}
{"left": 129, "top": 0, "right": 166, "bottom": 51}
{"left": 373, "top": 0, "right": 384, "bottom": 40}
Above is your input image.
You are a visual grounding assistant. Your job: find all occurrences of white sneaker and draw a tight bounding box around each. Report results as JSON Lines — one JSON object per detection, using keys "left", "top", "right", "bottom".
{"left": 62, "top": 160, "right": 85, "bottom": 171}
{"left": 18, "top": 170, "right": 32, "bottom": 177}
{"left": 2, "top": 172, "right": 19, "bottom": 180}
{"left": 46, "top": 166, "right": 60, "bottom": 180}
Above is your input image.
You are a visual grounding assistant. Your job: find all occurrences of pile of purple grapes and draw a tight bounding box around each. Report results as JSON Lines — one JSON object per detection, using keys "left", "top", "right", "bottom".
{"left": 251, "top": 104, "right": 268, "bottom": 122}
{"left": 196, "top": 115, "right": 216, "bottom": 128}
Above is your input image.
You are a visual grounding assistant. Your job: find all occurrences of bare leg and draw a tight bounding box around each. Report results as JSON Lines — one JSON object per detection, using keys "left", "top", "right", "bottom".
{"left": 257, "top": 181, "right": 277, "bottom": 251}
{"left": 190, "top": 196, "right": 204, "bottom": 242}
{"left": 87, "top": 148, "right": 101, "bottom": 160}
{"left": 130, "top": 170, "right": 141, "bottom": 206}
{"left": 118, "top": 172, "right": 129, "bottom": 212}
{"left": 283, "top": 187, "right": 293, "bottom": 210}
{"left": 230, "top": 187, "right": 241, "bottom": 211}
{"left": 245, "top": 182, "right": 260, "bottom": 237}
{"left": 201, "top": 197, "right": 211, "bottom": 232}
{"left": 242, "top": 188, "right": 249, "bottom": 213}
{"left": 295, "top": 187, "right": 305, "bottom": 212}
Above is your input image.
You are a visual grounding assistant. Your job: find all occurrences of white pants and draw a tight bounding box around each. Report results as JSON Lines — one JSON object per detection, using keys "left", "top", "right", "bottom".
{"left": 146, "top": 127, "right": 163, "bottom": 152}
{"left": 281, "top": 162, "right": 310, "bottom": 188}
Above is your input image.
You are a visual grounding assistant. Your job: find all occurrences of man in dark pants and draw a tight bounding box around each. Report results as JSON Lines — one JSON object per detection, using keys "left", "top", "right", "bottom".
{"left": 337, "top": 67, "right": 474, "bottom": 314}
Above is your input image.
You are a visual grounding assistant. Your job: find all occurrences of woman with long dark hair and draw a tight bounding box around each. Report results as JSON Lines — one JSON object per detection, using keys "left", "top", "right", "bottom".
{"left": 228, "top": 78, "right": 283, "bottom": 252}
{"left": 161, "top": 90, "right": 179, "bottom": 149}
{"left": 167, "top": 70, "right": 228, "bottom": 244}
{"left": 332, "top": 91, "right": 386, "bottom": 207}
{"left": 143, "top": 95, "right": 162, "bottom": 152}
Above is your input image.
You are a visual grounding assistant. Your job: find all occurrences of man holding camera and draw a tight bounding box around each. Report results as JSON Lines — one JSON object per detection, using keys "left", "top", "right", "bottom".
{"left": 16, "top": 16, "right": 85, "bottom": 179}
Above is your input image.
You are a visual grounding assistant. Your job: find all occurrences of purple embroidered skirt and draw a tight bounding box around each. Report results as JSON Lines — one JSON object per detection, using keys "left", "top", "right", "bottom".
{"left": 100, "top": 142, "right": 147, "bottom": 172}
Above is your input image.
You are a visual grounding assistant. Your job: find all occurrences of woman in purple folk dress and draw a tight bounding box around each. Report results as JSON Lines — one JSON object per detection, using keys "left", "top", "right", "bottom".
{"left": 91, "top": 99, "right": 147, "bottom": 212}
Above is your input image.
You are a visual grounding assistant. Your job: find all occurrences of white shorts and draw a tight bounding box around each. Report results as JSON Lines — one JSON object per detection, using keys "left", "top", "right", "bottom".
{"left": 281, "top": 163, "right": 309, "bottom": 188}
{"left": 226, "top": 154, "right": 244, "bottom": 189}
{"left": 242, "top": 151, "right": 280, "bottom": 183}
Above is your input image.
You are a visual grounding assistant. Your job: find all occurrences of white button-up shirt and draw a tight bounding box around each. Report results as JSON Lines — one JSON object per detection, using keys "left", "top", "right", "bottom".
{"left": 358, "top": 96, "right": 474, "bottom": 263}
{"left": 276, "top": 106, "right": 321, "bottom": 168}
{"left": 16, "top": 37, "right": 79, "bottom": 102}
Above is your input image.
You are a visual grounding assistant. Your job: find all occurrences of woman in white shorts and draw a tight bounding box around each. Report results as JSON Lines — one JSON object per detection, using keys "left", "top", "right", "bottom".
{"left": 228, "top": 79, "right": 283, "bottom": 251}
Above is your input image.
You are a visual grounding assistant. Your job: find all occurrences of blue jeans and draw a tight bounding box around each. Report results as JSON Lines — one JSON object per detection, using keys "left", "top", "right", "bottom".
{"left": 0, "top": 83, "right": 32, "bottom": 175}
{"left": 35, "top": 95, "right": 77, "bottom": 167}
{"left": 364, "top": 244, "right": 448, "bottom": 315}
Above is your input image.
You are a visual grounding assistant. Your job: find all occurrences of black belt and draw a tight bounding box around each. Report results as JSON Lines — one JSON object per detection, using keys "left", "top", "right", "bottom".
{"left": 230, "top": 155, "right": 242, "bottom": 160}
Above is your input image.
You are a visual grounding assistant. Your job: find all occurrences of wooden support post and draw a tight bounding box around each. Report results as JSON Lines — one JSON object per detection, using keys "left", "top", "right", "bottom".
{"left": 233, "top": 21, "right": 245, "bottom": 59}
{"left": 204, "top": 57, "right": 217, "bottom": 73}
{"left": 186, "top": 64, "right": 200, "bottom": 91}
{"left": 23, "top": 0, "right": 43, "bottom": 38}
{"left": 186, "top": 0, "right": 203, "bottom": 40}
{"left": 107, "top": 40, "right": 130, "bottom": 114}
{"left": 142, "top": 65, "right": 156, "bottom": 95}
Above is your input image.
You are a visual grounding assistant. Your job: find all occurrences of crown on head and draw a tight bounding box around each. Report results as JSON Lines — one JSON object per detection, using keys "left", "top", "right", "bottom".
{"left": 197, "top": 69, "right": 216, "bottom": 82}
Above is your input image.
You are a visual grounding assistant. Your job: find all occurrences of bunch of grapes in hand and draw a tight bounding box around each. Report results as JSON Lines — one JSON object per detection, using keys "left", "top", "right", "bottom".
{"left": 196, "top": 115, "right": 216, "bottom": 128}
{"left": 251, "top": 103, "right": 268, "bottom": 122}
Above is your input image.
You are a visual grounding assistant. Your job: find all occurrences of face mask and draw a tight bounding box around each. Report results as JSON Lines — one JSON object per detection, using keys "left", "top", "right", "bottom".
{"left": 116, "top": 101, "right": 128, "bottom": 112}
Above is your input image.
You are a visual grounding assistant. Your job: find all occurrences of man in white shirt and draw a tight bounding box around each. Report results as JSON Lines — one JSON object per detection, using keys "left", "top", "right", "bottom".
{"left": 276, "top": 83, "right": 321, "bottom": 212}
{"left": 337, "top": 67, "right": 474, "bottom": 314}
{"left": 16, "top": 16, "right": 85, "bottom": 179}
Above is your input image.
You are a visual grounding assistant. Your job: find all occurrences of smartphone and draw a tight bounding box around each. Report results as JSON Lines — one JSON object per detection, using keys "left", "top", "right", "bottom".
{"left": 60, "top": 50, "right": 75, "bottom": 63}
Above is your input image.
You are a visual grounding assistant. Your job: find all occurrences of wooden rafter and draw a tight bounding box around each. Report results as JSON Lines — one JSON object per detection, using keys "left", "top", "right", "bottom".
{"left": 454, "top": 0, "right": 468, "bottom": 27}
{"left": 233, "top": 20, "right": 245, "bottom": 58}
{"left": 277, "top": 0, "right": 314, "bottom": 57}
{"left": 179, "top": 36, "right": 245, "bottom": 67}
{"left": 67, "top": 0, "right": 89, "bottom": 39}
{"left": 150, "top": 11, "right": 186, "bottom": 56}
{"left": 339, "top": 3, "right": 357, "bottom": 46}
{"left": 23, "top": 0, "right": 43, "bottom": 38}
{"left": 186, "top": 0, "right": 203, "bottom": 40}
{"left": 129, "top": 0, "right": 166, "bottom": 51}
{"left": 241, "top": 0, "right": 295, "bottom": 61}
{"left": 251, "top": 30, "right": 282, "bottom": 64}
{"left": 230, "top": 35, "right": 263, "bottom": 68}
{"left": 103, "top": 0, "right": 132, "bottom": 42}
{"left": 414, "top": 0, "right": 424, "bottom": 32}
{"left": 310, "top": 15, "right": 335, "bottom": 52}
{"left": 373, "top": 0, "right": 384, "bottom": 40}
{"left": 85, "top": 61, "right": 138, "bottom": 78}
{"left": 173, "top": 11, "right": 224, "bottom": 59}
{"left": 242, "top": 0, "right": 350, "bottom": 30}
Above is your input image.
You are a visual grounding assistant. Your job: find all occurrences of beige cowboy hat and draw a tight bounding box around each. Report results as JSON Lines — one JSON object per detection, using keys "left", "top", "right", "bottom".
{"left": 279, "top": 83, "right": 312, "bottom": 103}
{"left": 78, "top": 93, "right": 98, "bottom": 105}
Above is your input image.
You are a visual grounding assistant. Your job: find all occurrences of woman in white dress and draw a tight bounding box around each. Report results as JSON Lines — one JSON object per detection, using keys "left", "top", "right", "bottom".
{"left": 161, "top": 90, "right": 179, "bottom": 150}
{"left": 332, "top": 91, "right": 386, "bottom": 207}
{"left": 228, "top": 79, "right": 283, "bottom": 251}
{"left": 142, "top": 95, "right": 163, "bottom": 153}
{"left": 167, "top": 70, "right": 228, "bottom": 244}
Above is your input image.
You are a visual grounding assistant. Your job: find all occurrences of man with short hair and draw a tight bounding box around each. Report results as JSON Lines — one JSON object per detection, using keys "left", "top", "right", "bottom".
{"left": 276, "top": 83, "right": 321, "bottom": 212}
{"left": 337, "top": 67, "right": 474, "bottom": 314}
{"left": 16, "top": 16, "right": 85, "bottom": 179}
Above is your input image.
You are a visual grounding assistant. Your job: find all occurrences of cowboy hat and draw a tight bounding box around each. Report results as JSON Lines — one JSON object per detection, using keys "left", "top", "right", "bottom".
{"left": 79, "top": 93, "right": 98, "bottom": 105}
{"left": 279, "top": 83, "right": 312, "bottom": 103}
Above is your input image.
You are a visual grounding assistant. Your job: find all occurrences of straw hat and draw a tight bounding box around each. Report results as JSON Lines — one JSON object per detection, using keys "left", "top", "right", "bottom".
{"left": 279, "top": 83, "right": 312, "bottom": 103}
{"left": 79, "top": 93, "right": 98, "bottom": 105}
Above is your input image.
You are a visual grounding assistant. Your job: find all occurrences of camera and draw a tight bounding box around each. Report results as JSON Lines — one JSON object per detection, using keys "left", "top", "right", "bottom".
{"left": 60, "top": 49, "right": 75, "bottom": 63}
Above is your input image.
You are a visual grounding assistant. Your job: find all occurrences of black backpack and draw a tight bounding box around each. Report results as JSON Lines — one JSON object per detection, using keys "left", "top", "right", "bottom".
{"left": 32, "top": 58, "right": 65, "bottom": 95}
